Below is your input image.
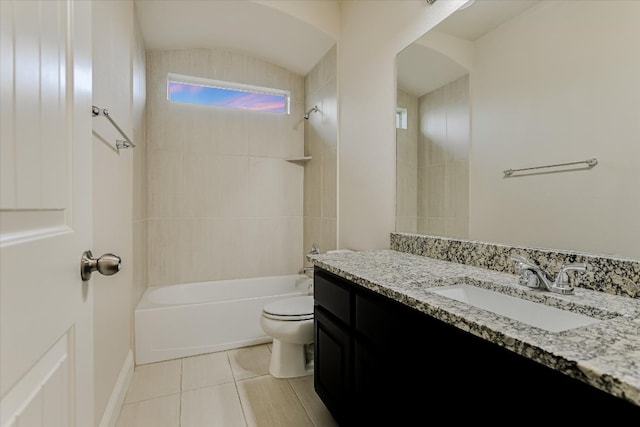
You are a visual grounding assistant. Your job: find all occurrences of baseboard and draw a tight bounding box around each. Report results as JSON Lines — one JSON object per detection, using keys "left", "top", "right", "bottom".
{"left": 99, "top": 350, "right": 134, "bottom": 427}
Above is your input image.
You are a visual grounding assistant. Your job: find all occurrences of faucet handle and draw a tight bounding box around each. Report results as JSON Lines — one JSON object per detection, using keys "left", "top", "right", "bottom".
{"left": 510, "top": 254, "right": 548, "bottom": 275}
{"left": 555, "top": 262, "right": 587, "bottom": 285}
{"left": 510, "top": 254, "right": 530, "bottom": 264}
{"left": 518, "top": 269, "right": 540, "bottom": 288}
{"left": 550, "top": 262, "right": 587, "bottom": 294}
{"left": 510, "top": 254, "right": 533, "bottom": 271}
{"left": 511, "top": 254, "right": 542, "bottom": 289}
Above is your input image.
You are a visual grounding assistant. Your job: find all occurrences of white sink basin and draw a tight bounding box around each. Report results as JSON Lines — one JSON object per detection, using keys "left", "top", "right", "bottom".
{"left": 430, "top": 284, "right": 602, "bottom": 332}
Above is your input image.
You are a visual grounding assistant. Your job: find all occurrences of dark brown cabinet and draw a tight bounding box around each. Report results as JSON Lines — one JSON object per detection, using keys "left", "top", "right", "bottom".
{"left": 313, "top": 267, "right": 640, "bottom": 425}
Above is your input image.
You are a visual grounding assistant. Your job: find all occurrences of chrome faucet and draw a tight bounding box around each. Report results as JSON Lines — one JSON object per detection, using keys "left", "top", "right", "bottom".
{"left": 309, "top": 243, "right": 320, "bottom": 255}
{"left": 301, "top": 266, "right": 314, "bottom": 275}
{"left": 301, "top": 244, "right": 320, "bottom": 276}
{"left": 510, "top": 254, "right": 587, "bottom": 295}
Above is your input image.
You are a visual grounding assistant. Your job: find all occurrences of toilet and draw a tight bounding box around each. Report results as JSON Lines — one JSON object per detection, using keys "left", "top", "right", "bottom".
{"left": 260, "top": 295, "right": 315, "bottom": 378}
{"left": 261, "top": 248, "right": 354, "bottom": 378}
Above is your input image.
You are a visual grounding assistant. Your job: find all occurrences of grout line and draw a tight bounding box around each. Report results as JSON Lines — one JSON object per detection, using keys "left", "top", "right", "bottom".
{"left": 227, "top": 349, "right": 237, "bottom": 382}
{"left": 235, "top": 382, "right": 250, "bottom": 427}
{"left": 178, "top": 359, "right": 183, "bottom": 426}
{"left": 286, "top": 377, "right": 317, "bottom": 426}
{"left": 180, "top": 378, "right": 237, "bottom": 393}
{"left": 123, "top": 391, "right": 182, "bottom": 405}
{"left": 131, "top": 344, "right": 328, "bottom": 426}
{"left": 229, "top": 352, "right": 250, "bottom": 427}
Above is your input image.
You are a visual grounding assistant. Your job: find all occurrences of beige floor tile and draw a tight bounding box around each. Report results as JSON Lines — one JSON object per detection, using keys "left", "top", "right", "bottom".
{"left": 228, "top": 344, "right": 271, "bottom": 380}
{"left": 289, "top": 376, "right": 338, "bottom": 427}
{"left": 237, "top": 375, "right": 314, "bottom": 427}
{"left": 181, "top": 383, "right": 247, "bottom": 427}
{"left": 118, "top": 344, "right": 336, "bottom": 427}
{"left": 124, "top": 359, "right": 181, "bottom": 403}
{"left": 116, "top": 394, "right": 180, "bottom": 427}
{"left": 182, "top": 351, "right": 235, "bottom": 391}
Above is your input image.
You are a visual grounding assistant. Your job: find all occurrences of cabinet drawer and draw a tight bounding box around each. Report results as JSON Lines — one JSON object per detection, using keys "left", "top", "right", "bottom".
{"left": 314, "top": 269, "right": 352, "bottom": 324}
{"left": 355, "top": 291, "right": 397, "bottom": 345}
{"left": 355, "top": 289, "right": 421, "bottom": 346}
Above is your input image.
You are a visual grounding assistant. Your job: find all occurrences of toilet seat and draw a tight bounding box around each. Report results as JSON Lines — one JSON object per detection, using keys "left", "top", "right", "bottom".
{"left": 262, "top": 296, "right": 314, "bottom": 321}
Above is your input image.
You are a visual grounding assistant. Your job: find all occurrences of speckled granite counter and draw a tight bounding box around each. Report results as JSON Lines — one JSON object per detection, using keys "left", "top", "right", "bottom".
{"left": 308, "top": 249, "right": 640, "bottom": 408}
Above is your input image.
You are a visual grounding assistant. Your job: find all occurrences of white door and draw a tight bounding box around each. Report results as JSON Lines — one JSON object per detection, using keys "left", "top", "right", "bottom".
{"left": 0, "top": 1, "right": 94, "bottom": 426}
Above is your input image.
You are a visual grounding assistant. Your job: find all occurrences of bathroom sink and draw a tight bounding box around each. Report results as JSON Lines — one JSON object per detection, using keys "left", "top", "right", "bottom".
{"left": 430, "top": 284, "right": 602, "bottom": 332}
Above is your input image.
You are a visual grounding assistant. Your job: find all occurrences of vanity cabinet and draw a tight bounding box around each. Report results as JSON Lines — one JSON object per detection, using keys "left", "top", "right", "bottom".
{"left": 313, "top": 267, "right": 640, "bottom": 425}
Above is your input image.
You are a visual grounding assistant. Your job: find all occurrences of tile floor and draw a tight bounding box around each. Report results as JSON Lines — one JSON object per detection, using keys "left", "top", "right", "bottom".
{"left": 116, "top": 343, "right": 338, "bottom": 427}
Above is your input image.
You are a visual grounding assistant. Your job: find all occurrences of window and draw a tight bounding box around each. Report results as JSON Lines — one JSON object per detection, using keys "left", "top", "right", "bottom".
{"left": 167, "top": 73, "right": 290, "bottom": 114}
{"left": 396, "top": 107, "right": 408, "bottom": 129}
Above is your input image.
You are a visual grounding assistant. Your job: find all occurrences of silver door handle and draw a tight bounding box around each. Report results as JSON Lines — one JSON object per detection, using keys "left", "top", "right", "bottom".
{"left": 81, "top": 250, "right": 121, "bottom": 281}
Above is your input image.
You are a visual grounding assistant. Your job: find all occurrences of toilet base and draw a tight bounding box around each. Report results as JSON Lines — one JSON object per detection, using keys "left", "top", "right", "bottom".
{"left": 269, "top": 339, "right": 314, "bottom": 378}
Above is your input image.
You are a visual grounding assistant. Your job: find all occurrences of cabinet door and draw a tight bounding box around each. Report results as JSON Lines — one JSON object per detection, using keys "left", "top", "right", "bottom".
{"left": 354, "top": 290, "right": 435, "bottom": 423}
{"left": 314, "top": 308, "right": 351, "bottom": 425}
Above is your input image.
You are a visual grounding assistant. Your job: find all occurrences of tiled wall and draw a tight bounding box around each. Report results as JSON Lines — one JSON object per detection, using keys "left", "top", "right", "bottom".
{"left": 395, "top": 89, "right": 418, "bottom": 234}
{"left": 303, "top": 45, "right": 337, "bottom": 264}
{"left": 146, "top": 48, "right": 305, "bottom": 286}
{"left": 395, "top": 76, "right": 470, "bottom": 240}
{"left": 391, "top": 232, "right": 640, "bottom": 299}
{"left": 417, "top": 75, "right": 469, "bottom": 238}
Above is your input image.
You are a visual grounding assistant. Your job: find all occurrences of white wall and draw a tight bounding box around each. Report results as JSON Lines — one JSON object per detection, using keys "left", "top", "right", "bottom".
{"left": 256, "top": 0, "right": 340, "bottom": 41}
{"left": 469, "top": 1, "right": 640, "bottom": 258}
{"left": 132, "top": 10, "right": 148, "bottom": 311}
{"left": 92, "top": 0, "right": 145, "bottom": 424}
{"left": 337, "top": 0, "right": 464, "bottom": 250}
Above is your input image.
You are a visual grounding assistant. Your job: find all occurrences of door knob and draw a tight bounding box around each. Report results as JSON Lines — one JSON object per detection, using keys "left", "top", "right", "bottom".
{"left": 81, "top": 250, "right": 121, "bottom": 281}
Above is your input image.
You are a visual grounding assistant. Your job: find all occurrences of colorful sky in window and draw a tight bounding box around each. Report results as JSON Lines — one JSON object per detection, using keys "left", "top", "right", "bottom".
{"left": 168, "top": 81, "right": 288, "bottom": 113}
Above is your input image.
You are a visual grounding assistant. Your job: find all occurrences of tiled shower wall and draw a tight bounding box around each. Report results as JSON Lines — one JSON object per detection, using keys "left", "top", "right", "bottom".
{"left": 145, "top": 48, "right": 305, "bottom": 287}
{"left": 303, "top": 45, "right": 338, "bottom": 264}
{"left": 396, "top": 75, "right": 470, "bottom": 239}
{"left": 418, "top": 75, "right": 469, "bottom": 238}
{"left": 395, "top": 88, "right": 419, "bottom": 233}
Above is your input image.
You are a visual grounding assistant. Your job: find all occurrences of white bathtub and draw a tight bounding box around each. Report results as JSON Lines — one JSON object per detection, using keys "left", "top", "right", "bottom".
{"left": 134, "top": 274, "right": 313, "bottom": 365}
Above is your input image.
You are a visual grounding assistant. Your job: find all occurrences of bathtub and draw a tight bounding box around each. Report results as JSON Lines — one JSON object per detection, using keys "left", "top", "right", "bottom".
{"left": 134, "top": 274, "right": 313, "bottom": 365}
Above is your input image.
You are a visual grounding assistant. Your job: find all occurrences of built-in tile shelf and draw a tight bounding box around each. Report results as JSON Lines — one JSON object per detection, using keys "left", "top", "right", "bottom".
{"left": 285, "top": 156, "right": 312, "bottom": 164}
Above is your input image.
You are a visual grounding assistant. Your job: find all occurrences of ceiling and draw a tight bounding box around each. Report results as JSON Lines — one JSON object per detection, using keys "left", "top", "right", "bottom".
{"left": 434, "top": 0, "right": 540, "bottom": 42}
{"left": 133, "top": 0, "right": 539, "bottom": 94}
{"left": 398, "top": 0, "right": 540, "bottom": 97}
{"left": 133, "top": 0, "right": 337, "bottom": 76}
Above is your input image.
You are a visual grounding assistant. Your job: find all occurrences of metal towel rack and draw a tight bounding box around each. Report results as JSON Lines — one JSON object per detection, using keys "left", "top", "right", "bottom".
{"left": 503, "top": 158, "right": 598, "bottom": 177}
{"left": 91, "top": 106, "right": 136, "bottom": 149}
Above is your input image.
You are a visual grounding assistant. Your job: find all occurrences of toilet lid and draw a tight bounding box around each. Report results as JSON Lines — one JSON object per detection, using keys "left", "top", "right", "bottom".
{"left": 263, "top": 296, "right": 314, "bottom": 318}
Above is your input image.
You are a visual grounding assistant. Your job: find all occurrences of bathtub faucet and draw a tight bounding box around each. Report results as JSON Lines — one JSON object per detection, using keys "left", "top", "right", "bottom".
{"left": 302, "top": 244, "right": 319, "bottom": 276}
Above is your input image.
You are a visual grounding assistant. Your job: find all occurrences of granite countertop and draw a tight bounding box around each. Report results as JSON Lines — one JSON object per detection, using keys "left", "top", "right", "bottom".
{"left": 308, "top": 249, "right": 640, "bottom": 408}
